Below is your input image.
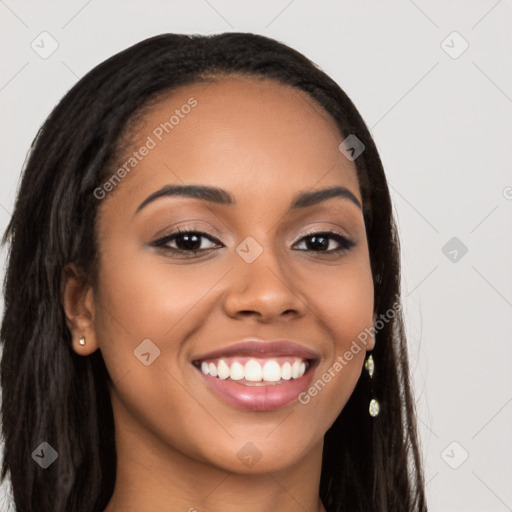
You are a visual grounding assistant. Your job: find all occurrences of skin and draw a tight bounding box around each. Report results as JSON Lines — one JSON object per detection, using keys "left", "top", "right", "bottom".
{"left": 62, "top": 75, "right": 375, "bottom": 512}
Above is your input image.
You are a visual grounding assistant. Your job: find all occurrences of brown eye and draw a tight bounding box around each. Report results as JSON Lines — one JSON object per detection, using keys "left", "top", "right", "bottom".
{"left": 151, "top": 228, "right": 222, "bottom": 255}
{"left": 294, "top": 230, "right": 356, "bottom": 254}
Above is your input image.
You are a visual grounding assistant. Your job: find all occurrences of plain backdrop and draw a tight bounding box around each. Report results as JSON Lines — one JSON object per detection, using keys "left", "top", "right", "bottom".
{"left": 1, "top": 1, "right": 511, "bottom": 511}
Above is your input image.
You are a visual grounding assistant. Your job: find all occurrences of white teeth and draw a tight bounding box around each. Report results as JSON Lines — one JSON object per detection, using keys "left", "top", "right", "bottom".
{"left": 198, "top": 357, "right": 309, "bottom": 382}
{"left": 244, "top": 359, "right": 262, "bottom": 381}
{"left": 217, "top": 359, "right": 230, "bottom": 380}
{"left": 262, "top": 360, "right": 281, "bottom": 382}
{"left": 291, "top": 360, "right": 301, "bottom": 379}
{"left": 281, "top": 361, "right": 292, "bottom": 380}
{"left": 208, "top": 362, "right": 218, "bottom": 377}
{"left": 230, "top": 361, "right": 244, "bottom": 380}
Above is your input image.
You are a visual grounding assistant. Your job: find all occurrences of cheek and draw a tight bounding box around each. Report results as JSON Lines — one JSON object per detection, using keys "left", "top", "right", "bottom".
{"left": 94, "top": 243, "right": 213, "bottom": 337}
{"left": 305, "top": 257, "right": 375, "bottom": 350}
{"left": 92, "top": 240, "right": 238, "bottom": 390}
{"left": 294, "top": 258, "right": 374, "bottom": 429}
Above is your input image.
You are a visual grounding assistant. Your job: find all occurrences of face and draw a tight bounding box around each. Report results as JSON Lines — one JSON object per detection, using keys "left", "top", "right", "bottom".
{"left": 86, "top": 76, "right": 374, "bottom": 474}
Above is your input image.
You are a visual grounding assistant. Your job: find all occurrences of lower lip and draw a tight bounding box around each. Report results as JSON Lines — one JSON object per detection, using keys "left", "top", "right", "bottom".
{"left": 194, "top": 364, "right": 316, "bottom": 411}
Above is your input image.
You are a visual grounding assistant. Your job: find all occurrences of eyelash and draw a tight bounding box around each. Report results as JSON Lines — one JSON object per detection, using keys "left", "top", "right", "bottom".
{"left": 151, "top": 227, "right": 356, "bottom": 257}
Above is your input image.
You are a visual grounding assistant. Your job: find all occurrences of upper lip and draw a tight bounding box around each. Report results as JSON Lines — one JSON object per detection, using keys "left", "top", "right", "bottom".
{"left": 191, "top": 338, "right": 320, "bottom": 362}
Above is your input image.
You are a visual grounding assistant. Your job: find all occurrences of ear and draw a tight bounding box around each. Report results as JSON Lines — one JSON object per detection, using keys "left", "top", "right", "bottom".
{"left": 61, "top": 263, "right": 99, "bottom": 355}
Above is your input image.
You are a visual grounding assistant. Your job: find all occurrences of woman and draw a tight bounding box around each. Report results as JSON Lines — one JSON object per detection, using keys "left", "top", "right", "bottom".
{"left": 0, "top": 32, "right": 427, "bottom": 511}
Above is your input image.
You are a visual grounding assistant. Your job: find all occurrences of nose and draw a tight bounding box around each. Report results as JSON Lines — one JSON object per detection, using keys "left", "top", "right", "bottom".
{"left": 222, "top": 247, "right": 307, "bottom": 323}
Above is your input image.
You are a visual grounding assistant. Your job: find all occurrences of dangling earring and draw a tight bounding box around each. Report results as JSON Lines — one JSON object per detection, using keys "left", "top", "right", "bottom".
{"left": 365, "top": 353, "right": 380, "bottom": 417}
{"left": 79, "top": 335, "right": 86, "bottom": 346}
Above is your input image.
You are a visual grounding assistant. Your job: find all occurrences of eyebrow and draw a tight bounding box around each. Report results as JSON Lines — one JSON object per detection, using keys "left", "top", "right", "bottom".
{"left": 135, "top": 184, "right": 362, "bottom": 214}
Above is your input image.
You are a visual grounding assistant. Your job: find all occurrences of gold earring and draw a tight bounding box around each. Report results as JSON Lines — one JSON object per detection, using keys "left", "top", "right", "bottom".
{"left": 79, "top": 336, "right": 86, "bottom": 346}
{"left": 365, "top": 354, "right": 380, "bottom": 417}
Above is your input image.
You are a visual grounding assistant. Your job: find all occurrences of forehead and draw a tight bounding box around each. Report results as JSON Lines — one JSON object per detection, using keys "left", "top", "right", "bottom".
{"left": 106, "top": 75, "right": 361, "bottom": 210}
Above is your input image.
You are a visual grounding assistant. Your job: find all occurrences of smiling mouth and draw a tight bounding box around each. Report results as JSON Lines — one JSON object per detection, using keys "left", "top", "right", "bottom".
{"left": 192, "top": 356, "right": 313, "bottom": 386}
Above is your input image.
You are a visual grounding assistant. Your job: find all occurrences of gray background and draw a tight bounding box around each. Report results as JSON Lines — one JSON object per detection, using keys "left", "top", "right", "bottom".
{"left": 1, "top": 1, "right": 511, "bottom": 510}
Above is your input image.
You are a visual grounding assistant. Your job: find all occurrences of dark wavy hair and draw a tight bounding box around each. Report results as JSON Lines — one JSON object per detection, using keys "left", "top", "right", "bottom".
{"left": 0, "top": 32, "right": 426, "bottom": 512}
